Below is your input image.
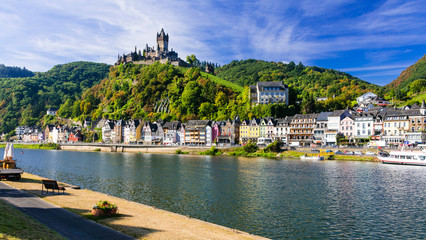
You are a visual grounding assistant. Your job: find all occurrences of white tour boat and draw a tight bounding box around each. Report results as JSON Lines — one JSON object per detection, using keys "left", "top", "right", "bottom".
{"left": 378, "top": 148, "right": 426, "bottom": 166}
{"left": 300, "top": 154, "right": 324, "bottom": 161}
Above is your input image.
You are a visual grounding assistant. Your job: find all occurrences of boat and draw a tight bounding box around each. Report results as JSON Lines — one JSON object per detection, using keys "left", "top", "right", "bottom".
{"left": 0, "top": 143, "right": 24, "bottom": 180}
{"left": 378, "top": 148, "right": 426, "bottom": 166}
{"left": 300, "top": 154, "right": 324, "bottom": 161}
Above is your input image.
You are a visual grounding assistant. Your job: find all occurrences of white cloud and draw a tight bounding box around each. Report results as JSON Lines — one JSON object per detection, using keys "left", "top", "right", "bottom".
{"left": 0, "top": 0, "right": 424, "bottom": 87}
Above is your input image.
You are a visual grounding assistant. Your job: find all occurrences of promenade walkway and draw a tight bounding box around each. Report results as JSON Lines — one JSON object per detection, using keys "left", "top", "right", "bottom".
{"left": 0, "top": 182, "right": 133, "bottom": 240}
{"left": 1, "top": 173, "right": 266, "bottom": 240}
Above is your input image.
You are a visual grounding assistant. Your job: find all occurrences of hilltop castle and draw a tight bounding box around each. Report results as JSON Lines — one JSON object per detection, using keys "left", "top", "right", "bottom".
{"left": 116, "top": 29, "right": 189, "bottom": 67}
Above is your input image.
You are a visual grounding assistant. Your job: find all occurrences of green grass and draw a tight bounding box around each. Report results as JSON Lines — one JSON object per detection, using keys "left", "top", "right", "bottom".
{"left": 200, "top": 72, "right": 244, "bottom": 92}
{"left": 0, "top": 199, "right": 64, "bottom": 240}
{"left": 0, "top": 143, "right": 61, "bottom": 150}
{"left": 404, "top": 91, "right": 426, "bottom": 106}
{"left": 175, "top": 66, "right": 243, "bottom": 92}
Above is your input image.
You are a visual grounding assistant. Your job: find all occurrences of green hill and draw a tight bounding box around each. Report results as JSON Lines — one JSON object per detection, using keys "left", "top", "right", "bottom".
{"left": 71, "top": 62, "right": 297, "bottom": 123}
{"left": 216, "top": 59, "right": 382, "bottom": 100}
{"left": 0, "top": 64, "right": 34, "bottom": 78}
{"left": 0, "top": 61, "right": 110, "bottom": 133}
{"left": 386, "top": 55, "right": 426, "bottom": 91}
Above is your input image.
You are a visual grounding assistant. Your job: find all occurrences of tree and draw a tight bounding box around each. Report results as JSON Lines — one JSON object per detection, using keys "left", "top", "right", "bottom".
{"left": 181, "top": 81, "right": 201, "bottom": 115}
{"left": 186, "top": 54, "right": 200, "bottom": 67}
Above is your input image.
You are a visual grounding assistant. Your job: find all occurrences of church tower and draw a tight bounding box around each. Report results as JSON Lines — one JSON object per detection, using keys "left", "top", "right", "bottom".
{"left": 157, "top": 28, "right": 169, "bottom": 54}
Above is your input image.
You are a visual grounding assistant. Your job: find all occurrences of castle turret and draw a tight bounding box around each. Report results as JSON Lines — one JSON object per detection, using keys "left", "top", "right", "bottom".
{"left": 157, "top": 28, "right": 169, "bottom": 54}
{"left": 421, "top": 100, "right": 426, "bottom": 115}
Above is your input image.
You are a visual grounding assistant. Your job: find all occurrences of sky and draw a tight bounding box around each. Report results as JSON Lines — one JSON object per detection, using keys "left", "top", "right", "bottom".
{"left": 0, "top": 0, "right": 425, "bottom": 86}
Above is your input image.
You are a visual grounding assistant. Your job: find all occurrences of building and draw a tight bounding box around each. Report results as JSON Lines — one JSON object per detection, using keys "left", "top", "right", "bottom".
{"left": 313, "top": 112, "right": 332, "bottom": 145}
{"left": 102, "top": 120, "right": 115, "bottom": 143}
{"left": 273, "top": 116, "right": 292, "bottom": 144}
{"left": 116, "top": 29, "right": 189, "bottom": 67}
{"left": 328, "top": 110, "right": 351, "bottom": 131}
{"left": 184, "top": 120, "right": 211, "bottom": 145}
{"left": 112, "top": 120, "right": 124, "bottom": 144}
{"left": 258, "top": 118, "right": 275, "bottom": 145}
{"left": 382, "top": 109, "right": 410, "bottom": 145}
{"left": 249, "top": 81, "right": 289, "bottom": 105}
{"left": 46, "top": 108, "right": 58, "bottom": 116}
{"left": 162, "top": 121, "right": 181, "bottom": 145}
{"left": 123, "top": 120, "right": 141, "bottom": 144}
{"left": 217, "top": 117, "right": 240, "bottom": 145}
{"left": 354, "top": 113, "right": 375, "bottom": 139}
{"left": 356, "top": 92, "right": 378, "bottom": 104}
{"left": 340, "top": 116, "right": 355, "bottom": 139}
{"left": 288, "top": 114, "right": 318, "bottom": 146}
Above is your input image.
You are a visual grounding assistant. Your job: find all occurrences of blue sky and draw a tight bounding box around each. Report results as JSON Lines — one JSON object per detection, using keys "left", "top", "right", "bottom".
{"left": 0, "top": 0, "right": 425, "bottom": 86}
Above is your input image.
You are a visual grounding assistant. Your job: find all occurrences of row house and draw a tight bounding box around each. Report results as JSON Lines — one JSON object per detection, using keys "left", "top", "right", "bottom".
{"left": 354, "top": 114, "right": 375, "bottom": 139}
{"left": 123, "top": 120, "right": 141, "bottom": 144}
{"left": 239, "top": 118, "right": 260, "bottom": 144}
{"left": 340, "top": 116, "right": 354, "bottom": 138}
{"left": 19, "top": 128, "right": 43, "bottom": 143}
{"left": 328, "top": 110, "right": 350, "bottom": 131}
{"left": 217, "top": 117, "right": 241, "bottom": 145}
{"left": 288, "top": 114, "right": 318, "bottom": 146}
{"left": 273, "top": 116, "right": 292, "bottom": 144}
{"left": 162, "top": 121, "right": 181, "bottom": 145}
{"left": 184, "top": 120, "right": 211, "bottom": 145}
{"left": 313, "top": 112, "right": 332, "bottom": 145}
{"left": 142, "top": 122, "right": 164, "bottom": 145}
{"left": 112, "top": 120, "right": 124, "bottom": 144}
{"left": 259, "top": 118, "right": 275, "bottom": 145}
{"left": 382, "top": 109, "right": 410, "bottom": 145}
{"left": 68, "top": 129, "right": 82, "bottom": 143}
{"left": 179, "top": 124, "right": 186, "bottom": 145}
{"left": 102, "top": 120, "right": 115, "bottom": 143}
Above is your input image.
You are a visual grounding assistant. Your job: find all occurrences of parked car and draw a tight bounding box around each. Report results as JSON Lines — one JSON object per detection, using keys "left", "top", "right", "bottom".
{"left": 354, "top": 151, "right": 362, "bottom": 155}
{"left": 365, "top": 151, "right": 376, "bottom": 156}
{"left": 344, "top": 151, "right": 354, "bottom": 155}
{"left": 335, "top": 150, "right": 344, "bottom": 155}
{"left": 311, "top": 149, "right": 320, "bottom": 153}
{"left": 325, "top": 149, "right": 333, "bottom": 153}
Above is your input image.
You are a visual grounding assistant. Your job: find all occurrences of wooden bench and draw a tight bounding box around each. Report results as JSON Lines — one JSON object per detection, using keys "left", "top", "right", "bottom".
{"left": 42, "top": 179, "right": 66, "bottom": 195}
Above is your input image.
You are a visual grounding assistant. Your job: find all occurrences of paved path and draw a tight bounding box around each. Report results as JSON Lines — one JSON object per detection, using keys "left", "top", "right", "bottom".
{"left": 0, "top": 182, "right": 134, "bottom": 240}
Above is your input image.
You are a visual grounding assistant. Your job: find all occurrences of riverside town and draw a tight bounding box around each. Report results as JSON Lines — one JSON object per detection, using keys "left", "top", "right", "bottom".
{"left": 12, "top": 95, "right": 426, "bottom": 148}
{"left": 1, "top": 3, "right": 426, "bottom": 239}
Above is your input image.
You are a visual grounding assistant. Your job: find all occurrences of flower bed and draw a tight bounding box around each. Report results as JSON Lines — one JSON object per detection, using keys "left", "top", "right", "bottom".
{"left": 92, "top": 200, "right": 118, "bottom": 216}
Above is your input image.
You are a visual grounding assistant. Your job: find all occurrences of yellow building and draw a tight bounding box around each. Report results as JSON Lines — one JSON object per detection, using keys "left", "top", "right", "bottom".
{"left": 239, "top": 118, "right": 260, "bottom": 144}
{"left": 382, "top": 110, "right": 410, "bottom": 145}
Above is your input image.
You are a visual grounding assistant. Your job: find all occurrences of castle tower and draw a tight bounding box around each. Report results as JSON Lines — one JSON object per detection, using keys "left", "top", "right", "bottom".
{"left": 157, "top": 28, "right": 169, "bottom": 54}
{"left": 421, "top": 100, "right": 426, "bottom": 115}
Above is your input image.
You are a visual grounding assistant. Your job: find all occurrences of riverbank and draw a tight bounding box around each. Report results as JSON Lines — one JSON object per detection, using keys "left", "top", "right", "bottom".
{"left": 8, "top": 142, "right": 379, "bottom": 161}
{"left": 3, "top": 173, "right": 267, "bottom": 240}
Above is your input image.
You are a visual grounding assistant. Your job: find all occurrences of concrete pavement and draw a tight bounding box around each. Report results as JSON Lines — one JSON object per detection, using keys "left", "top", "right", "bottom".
{"left": 0, "top": 182, "right": 134, "bottom": 240}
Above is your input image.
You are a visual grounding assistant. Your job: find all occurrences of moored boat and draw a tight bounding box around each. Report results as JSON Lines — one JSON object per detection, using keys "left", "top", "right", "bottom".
{"left": 0, "top": 143, "right": 24, "bottom": 180}
{"left": 378, "top": 149, "right": 426, "bottom": 166}
{"left": 300, "top": 154, "right": 324, "bottom": 161}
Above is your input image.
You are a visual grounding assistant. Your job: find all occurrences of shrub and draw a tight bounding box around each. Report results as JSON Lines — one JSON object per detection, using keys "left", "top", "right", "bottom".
{"left": 263, "top": 140, "right": 283, "bottom": 153}
{"left": 200, "top": 146, "right": 222, "bottom": 155}
{"left": 175, "top": 149, "right": 189, "bottom": 154}
{"left": 243, "top": 141, "right": 258, "bottom": 153}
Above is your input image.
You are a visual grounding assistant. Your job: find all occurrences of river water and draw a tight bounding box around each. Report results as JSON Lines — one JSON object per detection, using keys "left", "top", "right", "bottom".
{"left": 7, "top": 149, "right": 426, "bottom": 239}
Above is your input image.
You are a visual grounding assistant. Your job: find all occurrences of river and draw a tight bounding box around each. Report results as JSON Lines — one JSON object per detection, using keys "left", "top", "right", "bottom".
{"left": 8, "top": 149, "right": 426, "bottom": 239}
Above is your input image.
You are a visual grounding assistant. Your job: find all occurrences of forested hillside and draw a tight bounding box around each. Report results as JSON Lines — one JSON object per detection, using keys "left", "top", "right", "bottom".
{"left": 385, "top": 55, "right": 426, "bottom": 101}
{"left": 0, "top": 62, "right": 110, "bottom": 133}
{"left": 0, "top": 64, "right": 34, "bottom": 78}
{"left": 67, "top": 62, "right": 297, "bottom": 122}
{"left": 216, "top": 59, "right": 383, "bottom": 109}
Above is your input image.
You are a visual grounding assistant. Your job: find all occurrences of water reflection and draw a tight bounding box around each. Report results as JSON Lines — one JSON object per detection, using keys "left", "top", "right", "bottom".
{"left": 4, "top": 148, "right": 426, "bottom": 239}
